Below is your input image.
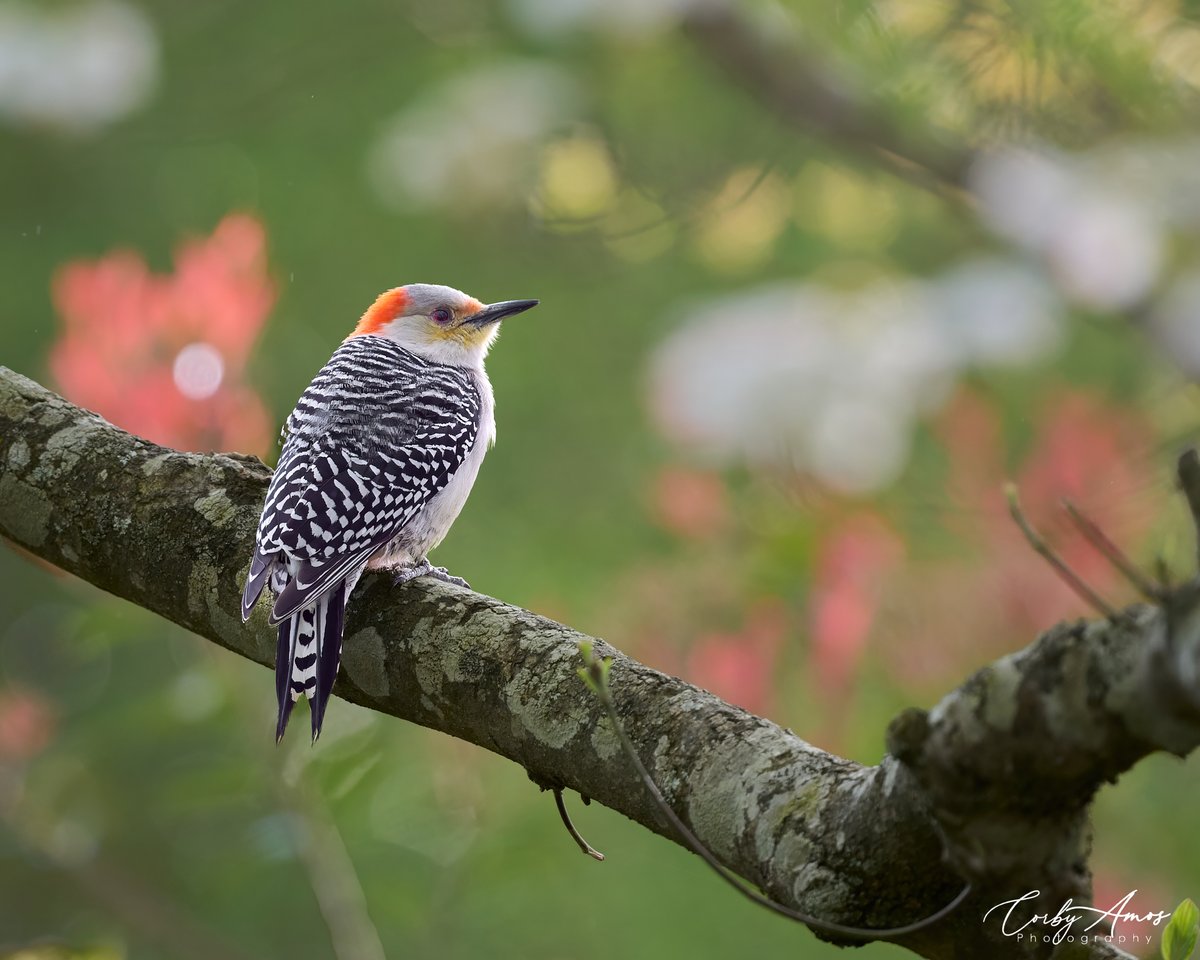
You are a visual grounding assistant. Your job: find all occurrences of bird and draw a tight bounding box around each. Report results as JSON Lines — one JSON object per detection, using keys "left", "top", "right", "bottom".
{"left": 241, "top": 283, "right": 538, "bottom": 742}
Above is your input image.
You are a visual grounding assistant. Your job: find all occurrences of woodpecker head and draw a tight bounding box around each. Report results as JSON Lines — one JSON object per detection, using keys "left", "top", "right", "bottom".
{"left": 352, "top": 283, "right": 538, "bottom": 367}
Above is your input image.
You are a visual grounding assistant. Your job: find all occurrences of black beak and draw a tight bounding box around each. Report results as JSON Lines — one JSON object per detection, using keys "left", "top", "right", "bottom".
{"left": 467, "top": 298, "right": 539, "bottom": 327}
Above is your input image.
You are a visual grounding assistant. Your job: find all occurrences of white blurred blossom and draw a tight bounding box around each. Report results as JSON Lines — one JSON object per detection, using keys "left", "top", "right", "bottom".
{"left": 0, "top": 0, "right": 158, "bottom": 134}
{"left": 1047, "top": 195, "right": 1162, "bottom": 310}
{"left": 970, "top": 149, "right": 1074, "bottom": 251}
{"left": 932, "top": 258, "right": 1062, "bottom": 365}
{"left": 1081, "top": 139, "right": 1200, "bottom": 230}
{"left": 650, "top": 262, "right": 1064, "bottom": 494}
{"left": 368, "top": 62, "right": 578, "bottom": 211}
{"left": 808, "top": 398, "right": 911, "bottom": 496}
{"left": 173, "top": 342, "right": 225, "bottom": 401}
{"left": 971, "top": 147, "right": 1163, "bottom": 310}
{"left": 1150, "top": 273, "right": 1200, "bottom": 379}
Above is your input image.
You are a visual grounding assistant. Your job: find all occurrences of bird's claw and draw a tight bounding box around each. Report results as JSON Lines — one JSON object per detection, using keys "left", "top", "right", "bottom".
{"left": 392, "top": 558, "right": 470, "bottom": 590}
{"left": 425, "top": 564, "right": 470, "bottom": 588}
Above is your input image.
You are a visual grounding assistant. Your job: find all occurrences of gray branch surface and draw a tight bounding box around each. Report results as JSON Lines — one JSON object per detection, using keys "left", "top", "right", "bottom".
{"left": 3, "top": 365, "right": 1200, "bottom": 960}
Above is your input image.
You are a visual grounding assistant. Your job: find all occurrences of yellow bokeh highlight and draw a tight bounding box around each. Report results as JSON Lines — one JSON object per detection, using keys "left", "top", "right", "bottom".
{"left": 1156, "top": 25, "right": 1200, "bottom": 87}
{"left": 692, "top": 167, "right": 789, "bottom": 273}
{"left": 795, "top": 163, "right": 900, "bottom": 252}
{"left": 1116, "top": 0, "right": 1182, "bottom": 41}
{"left": 1, "top": 947, "right": 124, "bottom": 960}
{"left": 876, "top": 0, "right": 954, "bottom": 38}
{"left": 943, "top": 30, "right": 1028, "bottom": 103}
{"left": 533, "top": 135, "right": 618, "bottom": 224}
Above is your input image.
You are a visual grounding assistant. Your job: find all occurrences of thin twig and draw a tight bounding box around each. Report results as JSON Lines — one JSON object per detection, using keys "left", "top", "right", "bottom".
{"left": 576, "top": 645, "right": 972, "bottom": 941}
{"left": 1155, "top": 555, "right": 1174, "bottom": 594}
{"left": 220, "top": 658, "right": 386, "bottom": 960}
{"left": 281, "top": 780, "right": 388, "bottom": 960}
{"left": 1062, "top": 499, "right": 1163, "bottom": 601}
{"left": 1179, "top": 449, "right": 1200, "bottom": 570}
{"left": 553, "top": 788, "right": 605, "bottom": 861}
{"left": 1005, "top": 484, "right": 1123, "bottom": 621}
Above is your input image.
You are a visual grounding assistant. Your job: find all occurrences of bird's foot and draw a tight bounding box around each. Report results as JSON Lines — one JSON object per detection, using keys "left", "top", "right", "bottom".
{"left": 391, "top": 557, "right": 470, "bottom": 589}
{"left": 426, "top": 565, "right": 470, "bottom": 589}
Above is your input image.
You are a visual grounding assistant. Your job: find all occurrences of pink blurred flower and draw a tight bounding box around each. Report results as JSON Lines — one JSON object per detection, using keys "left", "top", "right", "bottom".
{"left": 50, "top": 214, "right": 276, "bottom": 455}
{"left": 0, "top": 687, "right": 57, "bottom": 761}
{"left": 809, "top": 513, "right": 904, "bottom": 694}
{"left": 992, "top": 392, "right": 1155, "bottom": 629}
{"left": 652, "top": 466, "right": 729, "bottom": 540}
{"left": 1091, "top": 869, "right": 1172, "bottom": 946}
{"left": 685, "top": 599, "right": 787, "bottom": 714}
{"left": 886, "top": 388, "right": 1158, "bottom": 688}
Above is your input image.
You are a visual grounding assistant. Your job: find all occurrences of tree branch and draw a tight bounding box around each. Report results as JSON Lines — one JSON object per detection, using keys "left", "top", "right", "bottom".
{"left": 3, "top": 365, "right": 1199, "bottom": 959}
{"left": 681, "top": 7, "right": 974, "bottom": 195}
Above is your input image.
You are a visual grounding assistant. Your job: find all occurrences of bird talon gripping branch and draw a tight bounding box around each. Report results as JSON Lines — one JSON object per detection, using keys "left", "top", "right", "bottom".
{"left": 391, "top": 557, "right": 470, "bottom": 589}
{"left": 423, "top": 565, "right": 471, "bottom": 589}
{"left": 241, "top": 284, "right": 537, "bottom": 742}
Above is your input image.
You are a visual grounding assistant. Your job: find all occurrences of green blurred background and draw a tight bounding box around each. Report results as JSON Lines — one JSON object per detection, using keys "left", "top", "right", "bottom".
{"left": 3, "top": 0, "right": 1200, "bottom": 957}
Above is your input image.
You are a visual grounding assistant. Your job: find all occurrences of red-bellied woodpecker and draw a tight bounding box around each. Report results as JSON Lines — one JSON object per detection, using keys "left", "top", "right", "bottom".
{"left": 241, "top": 284, "right": 538, "bottom": 742}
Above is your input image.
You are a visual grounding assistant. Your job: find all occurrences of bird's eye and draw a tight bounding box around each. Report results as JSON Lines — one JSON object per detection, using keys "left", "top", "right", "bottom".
{"left": 431, "top": 308, "right": 452, "bottom": 325}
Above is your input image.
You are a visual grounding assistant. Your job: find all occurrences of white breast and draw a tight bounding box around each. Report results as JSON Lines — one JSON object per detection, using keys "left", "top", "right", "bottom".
{"left": 378, "top": 366, "right": 495, "bottom": 565}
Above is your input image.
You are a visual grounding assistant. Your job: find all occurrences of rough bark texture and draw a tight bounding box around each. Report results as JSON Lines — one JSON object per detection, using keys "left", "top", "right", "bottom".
{"left": 3, "top": 365, "right": 1200, "bottom": 960}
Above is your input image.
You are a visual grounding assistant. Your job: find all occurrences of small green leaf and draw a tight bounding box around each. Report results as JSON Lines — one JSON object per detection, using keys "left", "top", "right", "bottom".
{"left": 1162, "top": 898, "right": 1199, "bottom": 960}
{"left": 576, "top": 642, "right": 614, "bottom": 698}
{"left": 576, "top": 666, "right": 598, "bottom": 693}
{"left": 577, "top": 642, "right": 602, "bottom": 692}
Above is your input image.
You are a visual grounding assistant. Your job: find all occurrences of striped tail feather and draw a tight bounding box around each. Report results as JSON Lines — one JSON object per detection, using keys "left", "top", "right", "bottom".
{"left": 274, "top": 581, "right": 349, "bottom": 743}
{"left": 275, "top": 605, "right": 313, "bottom": 741}
{"left": 312, "top": 580, "right": 347, "bottom": 740}
{"left": 275, "top": 616, "right": 297, "bottom": 741}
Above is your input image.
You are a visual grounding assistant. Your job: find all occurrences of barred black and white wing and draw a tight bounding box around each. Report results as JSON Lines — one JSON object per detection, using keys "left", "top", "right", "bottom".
{"left": 241, "top": 335, "right": 482, "bottom": 740}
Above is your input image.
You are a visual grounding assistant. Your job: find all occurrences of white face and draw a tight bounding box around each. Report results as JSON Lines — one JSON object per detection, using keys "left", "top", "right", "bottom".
{"left": 353, "top": 284, "right": 538, "bottom": 366}
{"left": 355, "top": 284, "right": 496, "bottom": 366}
